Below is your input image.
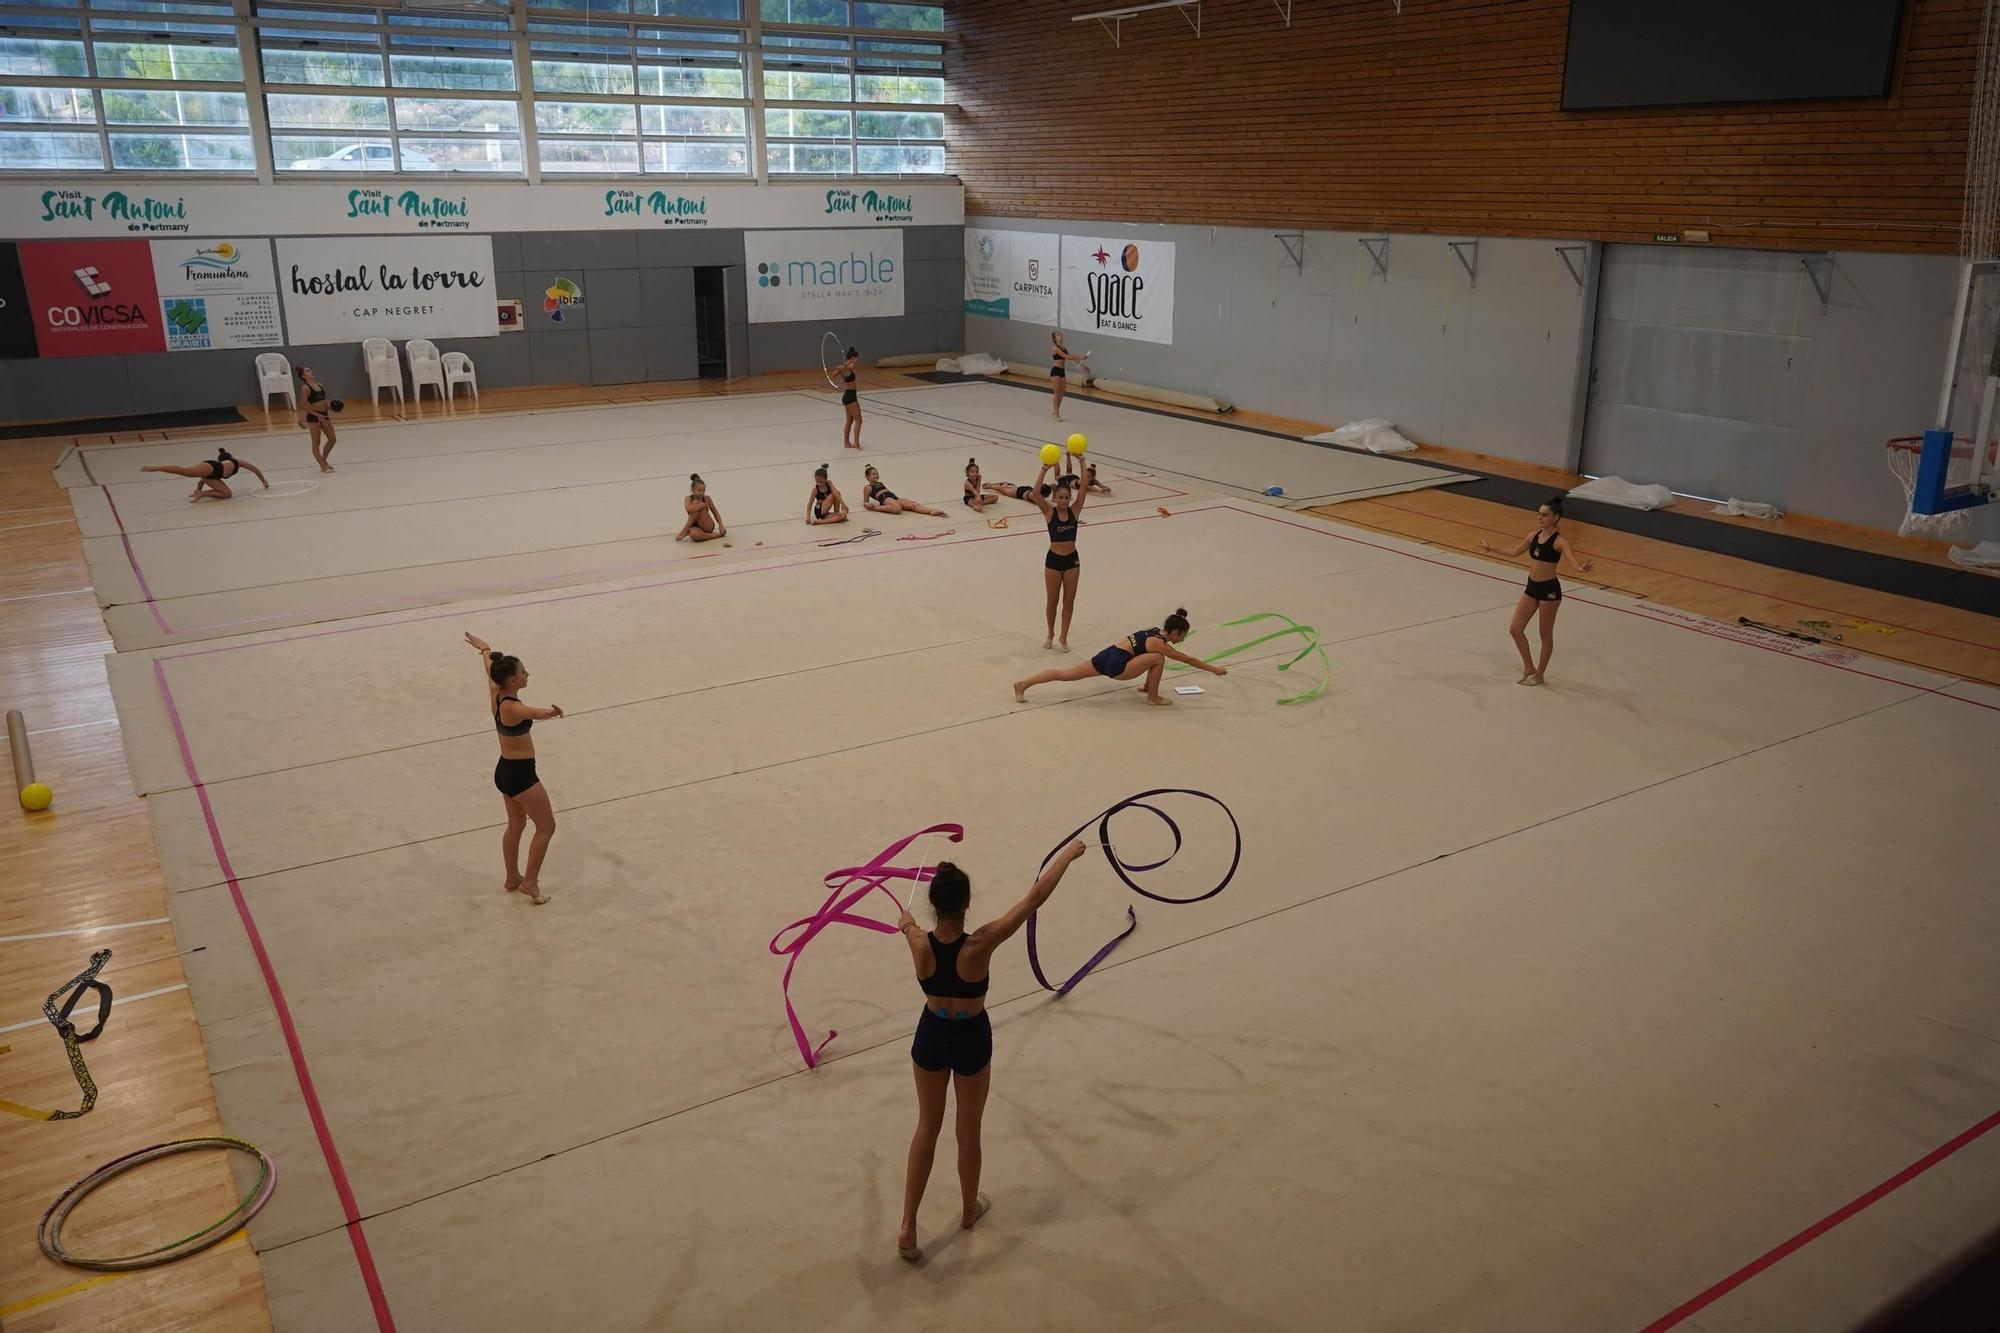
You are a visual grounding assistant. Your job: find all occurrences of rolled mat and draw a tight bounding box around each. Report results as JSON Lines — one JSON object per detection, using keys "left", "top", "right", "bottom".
{"left": 875, "top": 353, "right": 961, "bottom": 368}
{"left": 1002, "top": 361, "right": 1054, "bottom": 380}
{"left": 1089, "top": 377, "right": 1233, "bottom": 413}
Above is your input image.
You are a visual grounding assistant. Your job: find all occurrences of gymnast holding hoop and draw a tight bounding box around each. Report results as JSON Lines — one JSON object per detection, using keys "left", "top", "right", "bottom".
{"left": 142, "top": 448, "right": 268, "bottom": 502}
{"left": 893, "top": 840, "right": 1089, "bottom": 1262}
{"left": 1012, "top": 608, "right": 1227, "bottom": 706}
{"left": 1049, "top": 332, "right": 1090, "bottom": 421}
{"left": 838, "top": 345, "right": 863, "bottom": 450}
{"left": 464, "top": 632, "right": 562, "bottom": 905}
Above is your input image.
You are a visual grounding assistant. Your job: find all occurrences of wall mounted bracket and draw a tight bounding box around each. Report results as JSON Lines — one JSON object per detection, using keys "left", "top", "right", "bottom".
{"left": 1274, "top": 232, "right": 1305, "bottom": 273}
{"left": 1800, "top": 255, "right": 1832, "bottom": 313}
{"left": 1555, "top": 245, "right": 1587, "bottom": 289}
{"left": 1072, "top": 0, "right": 1200, "bottom": 46}
{"left": 1359, "top": 235, "right": 1389, "bottom": 278}
{"left": 1447, "top": 239, "right": 1479, "bottom": 288}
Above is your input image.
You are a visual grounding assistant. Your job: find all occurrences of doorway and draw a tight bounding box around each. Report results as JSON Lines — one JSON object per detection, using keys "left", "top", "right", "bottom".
{"left": 694, "top": 267, "right": 728, "bottom": 379}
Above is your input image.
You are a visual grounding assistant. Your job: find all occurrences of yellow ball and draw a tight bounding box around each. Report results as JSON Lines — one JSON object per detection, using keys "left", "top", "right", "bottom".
{"left": 1067, "top": 433, "right": 1087, "bottom": 455}
{"left": 20, "top": 783, "right": 52, "bottom": 811}
{"left": 1039, "top": 443, "right": 1061, "bottom": 466}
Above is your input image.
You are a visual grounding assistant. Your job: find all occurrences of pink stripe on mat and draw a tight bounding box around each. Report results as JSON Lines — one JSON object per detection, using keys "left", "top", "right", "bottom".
{"left": 152, "top": 659, "right": 397, "bottom": 1331}
{"left": 102, "top": 489, "right": 173, "bottom": 636}
{"left": 1637, "top": 1106, "right": 2000, "bottom": 1331}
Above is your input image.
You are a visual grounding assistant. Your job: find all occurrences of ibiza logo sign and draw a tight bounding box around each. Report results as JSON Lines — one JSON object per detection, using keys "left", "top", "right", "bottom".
{"left": 602, "top": 189, "right": 710, "bottom": 226}
{"left": 543, "top": 277, "right": 583, "bottom": 322}
{"left": 824, "top": 188, "right": 916, "bottom": 223}
{"left": 38, "top": 189, "right": 190, "bottom": 233}
{"left": 344, "top": 189, "right": 472, "bottom": 229}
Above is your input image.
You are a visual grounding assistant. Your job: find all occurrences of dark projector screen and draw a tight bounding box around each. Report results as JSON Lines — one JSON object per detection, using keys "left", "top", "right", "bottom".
{"left": 1562, "top": 0, "right": 1906, "bottom": 111}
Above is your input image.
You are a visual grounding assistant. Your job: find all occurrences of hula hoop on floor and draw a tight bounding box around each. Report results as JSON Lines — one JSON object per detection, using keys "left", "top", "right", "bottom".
{"left": 248, "top": 480, "right": 320, "bottom": 499}
{"left": 39, "top": 1137, "right": 276, "bottom": 1271}
{"left": 820, "top": 331, "right": 845, "bottom": 391}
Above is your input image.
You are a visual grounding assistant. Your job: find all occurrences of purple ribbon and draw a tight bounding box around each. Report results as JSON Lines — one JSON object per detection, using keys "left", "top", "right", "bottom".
{"left": 768, "top": 822, "right": 963, "bottom": 1069}
{"left": 1026, "top": 789, "right": 1241, "bottom": 996}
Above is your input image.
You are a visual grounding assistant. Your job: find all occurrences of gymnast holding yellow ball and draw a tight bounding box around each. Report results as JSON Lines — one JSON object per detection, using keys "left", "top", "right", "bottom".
{"left": 1029, "top": 435, "right": 1088, "bottom": 651}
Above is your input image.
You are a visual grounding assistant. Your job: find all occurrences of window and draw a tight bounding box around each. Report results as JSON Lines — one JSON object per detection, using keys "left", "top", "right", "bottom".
{"left": 527, "top": 12, "right": 750, "bottom": 175}
{"left": 0, "top": 0, "right": 252, "bottom": 171}
{"left": 258, "top": 3, "right": 524, "bottom": 173}
{"left": 760, "top": 25, "right": 945, "bottom": 175}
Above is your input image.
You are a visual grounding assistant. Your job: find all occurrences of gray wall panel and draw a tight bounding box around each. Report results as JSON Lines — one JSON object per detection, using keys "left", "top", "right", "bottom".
{"left": 588, "top": 327, "right": 647, "bottom": 385}
{"left": 585, "top": 268, "right": 643, "bottom": 331}
{"left": 528, "top": 331, "right": 592, "bottom": 385}
{"left": 904, "top": 259, "right": 938, "bottom": 317}
{"left": 640, "top": 267, "right": 696, "bottom": 325}
{"left": 519, "top": 230, "right": 639, "bottom": 272}
{"left": 637, "top": 229, "right": 745, "bottom": 268}
{"left": 10, "top": 357, "right": 132, "bottom": 421}
{"left": 643, "top": 325, "right": 699, "bottom": 382}
{"left": 488, "top": 233, "right": 522, "bottom": 273}
{"left": 124, "top": 348, "right": 256, "bottom": 414}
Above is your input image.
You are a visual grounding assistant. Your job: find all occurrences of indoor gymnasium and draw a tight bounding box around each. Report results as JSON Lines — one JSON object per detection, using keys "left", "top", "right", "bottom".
{"left": 2, "top": 2, "right": 1998, "bottom": 1331}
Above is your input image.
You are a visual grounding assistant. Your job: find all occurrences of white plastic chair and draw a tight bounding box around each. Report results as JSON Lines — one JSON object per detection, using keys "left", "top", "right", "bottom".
{"left": 442, "top": 351, "right": 479, "bottom": 404}
{"left": 362, "top": 337, "right": 403, "bottom": 407}
{"left": 255, "top": 352, "right": 295, "bottom": 414}
{"left": 405, "top": 339, "right": 444, "bottom": 403}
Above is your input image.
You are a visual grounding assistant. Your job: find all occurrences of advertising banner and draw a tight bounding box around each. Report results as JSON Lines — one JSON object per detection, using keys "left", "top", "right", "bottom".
{"left": 0, "top": 244, "right": 36, "bottom": 360}
{"left": 964, "top": 228, "right": 1058, "bottom": 326}
{"left": 275, "top": 235, "right": 497, "bottom": 343}
{"left": 20, "top": 239, "right": 165, "bottom": 357}
{"left": 149, "top": 238, "right": 281, "bottom": 351}
{"left": 744, "top": 229, "right": 903, "bottom": 324}
{"left": 4, "top": 181, "right": 964, "bottom": 239}
{"left": 1059, "top": 235, "right": 1176, "bottom": 346}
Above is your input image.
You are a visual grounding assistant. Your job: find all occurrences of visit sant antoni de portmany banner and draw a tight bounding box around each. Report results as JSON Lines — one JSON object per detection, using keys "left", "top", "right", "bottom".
{"left": 276, "top": 235, "right": 496, "bottom": 343}
{"left": 149, "top": 238, "right": 281, "bottom": 351}
{"left": 744, "top": 229, "right": 903, "bottom": 324}
{"left": 963, "top": 228, "right": 1059, "bottom": 326}
{"left": 1059, "top": 235, "right": 1176, "bottom": 346}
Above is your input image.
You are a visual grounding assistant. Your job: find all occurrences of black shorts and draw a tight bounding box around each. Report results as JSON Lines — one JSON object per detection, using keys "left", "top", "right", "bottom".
{"left": 841, "top": 389, "right": 858, "bottom": 406}
{"left": 1045, "top": 549, "right": 1079, "bottom": 572}
{"left": 1013, "top": 485, "right": 1033, "bottom": 501}
{"left": 911, "top": 1007, "right": 991, "bottom": 1076}
{"left": 494, "top": 756, "right": 540, "bottom": 798}
{"left": 1091, "top": 644, "right": 1134, "bottom": 677}
{"left": 1525, "top": 577, "right": 1562, "bottom": 602}
{"left": 962, "top": 493, "right": 981, "bottom": 507}
{"left": 1051, "top": 366, "right": 1066, "bottom": 379}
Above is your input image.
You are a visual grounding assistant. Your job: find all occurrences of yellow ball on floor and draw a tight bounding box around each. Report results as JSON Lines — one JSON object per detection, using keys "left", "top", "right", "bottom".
{"left": 20, "top": 783, "right": 52, "bottom": 811}
{"left": 1067, "top": 433, "right": 1087, "bottom": 455}
{"left": 1040, "top": 443, "right": 1061, "bottom": 466}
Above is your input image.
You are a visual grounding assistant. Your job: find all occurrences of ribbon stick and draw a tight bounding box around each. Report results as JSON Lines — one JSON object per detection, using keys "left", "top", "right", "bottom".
{"left": 1169, "top": 611, "right": 1330, "bottom": 705}
{"left": 1025, "top": 790, "right": 1241, "bottom": 996}
{"left": 1, "top": 949, "right": 113, "bottom": 1122}
{"left": 769, "top": 824, "right": 963, "bottom": 1069}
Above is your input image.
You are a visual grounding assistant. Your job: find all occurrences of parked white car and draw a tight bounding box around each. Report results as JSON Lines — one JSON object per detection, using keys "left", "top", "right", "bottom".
{"left": 289, "top": 143, "right": 434, "bottom": 171}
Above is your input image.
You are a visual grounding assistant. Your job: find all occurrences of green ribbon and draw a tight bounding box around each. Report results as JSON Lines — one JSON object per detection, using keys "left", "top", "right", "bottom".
{"left": 1169, "top": 612, "right": 1329, "bottom": 705}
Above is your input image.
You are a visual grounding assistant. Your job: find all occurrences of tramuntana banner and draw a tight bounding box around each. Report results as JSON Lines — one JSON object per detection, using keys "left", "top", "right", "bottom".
{"left": 3, "top": 181, "right": 964, "bottom": 239}
{"left": 275, "top": 235, "right": 496, "bottom": 343}
{"left": 963, "top": 228, "right": 1058, "bottom": 326}
{"left": 744, "top": 229, "right": 903, "bottom": 324}
{"left": 149, "top": 238, "right": 281, "bottom": 351}
{"left": 1059, "top": 235, "right": 1176, "bottom": 346}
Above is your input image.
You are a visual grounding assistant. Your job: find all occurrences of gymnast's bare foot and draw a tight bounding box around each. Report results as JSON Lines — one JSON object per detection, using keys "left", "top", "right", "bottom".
{"left": 1143, "top": 690, "right": 1171, "bottom": 705}
{"left": 1042, "top": 637, "right": 1053, "bottom": 650}
{"left": 513, "top": 880, "right": 550, "bottom": 904}
{"left": 962, "top": 1194, "right": 990, "bottom": 1230}
{"left": 504, "top": 875, "right": 522, "bottom": 894}
{"left": 1012, "top": 680, "right": 1028, "bottom": 702}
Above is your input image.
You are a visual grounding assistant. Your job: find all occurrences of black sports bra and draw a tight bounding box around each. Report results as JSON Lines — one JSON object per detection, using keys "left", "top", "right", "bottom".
{"left": 1529, "top": 528, "right": 1560, "bottom": 563}
{"left": 843, "top": 367, "right": 856, "bottom": 384}
{"left": 918, "top": 932, "right": 989, "bottom": 998}
{"left": 1048, "top": 508, "right": 1078, "bottom": 544}
{"left": 494, "top": 695, "right": 532, "bottom": 737}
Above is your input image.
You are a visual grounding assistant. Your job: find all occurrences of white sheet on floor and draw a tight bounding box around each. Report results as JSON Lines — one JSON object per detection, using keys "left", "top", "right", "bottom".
{"left": 1569, "top": 476, "right": 1676, "bottom": 510}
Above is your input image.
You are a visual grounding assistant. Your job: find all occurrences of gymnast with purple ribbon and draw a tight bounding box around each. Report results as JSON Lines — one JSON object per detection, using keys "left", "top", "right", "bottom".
{"left": 892, "top": 839, "right": 1088, "bottom": 1262}
{"left": 1012, "top": 608, "right": 1227, "bottom": 706}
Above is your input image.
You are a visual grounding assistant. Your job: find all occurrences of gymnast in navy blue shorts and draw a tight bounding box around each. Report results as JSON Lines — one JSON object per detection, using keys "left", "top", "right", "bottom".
{"left": 1011, "top": 608, "right": 1227, "bottom": 706}
{"left": 893, "top": 840, "right": 1088, "bottom": 1261}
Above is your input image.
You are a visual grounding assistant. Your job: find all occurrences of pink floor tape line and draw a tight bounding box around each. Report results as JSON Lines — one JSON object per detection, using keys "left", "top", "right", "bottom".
{"left": 770, "top": 822, "right": 964, "bottom": 1069}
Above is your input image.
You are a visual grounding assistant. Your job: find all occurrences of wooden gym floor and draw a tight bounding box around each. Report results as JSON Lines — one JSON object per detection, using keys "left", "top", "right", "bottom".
{"left": 0, "top": 369, "right": 1994, "bottom": 1331}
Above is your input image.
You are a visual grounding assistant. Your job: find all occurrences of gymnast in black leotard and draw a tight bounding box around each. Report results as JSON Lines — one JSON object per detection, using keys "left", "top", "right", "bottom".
{"left": 1049, "top": 332, "right": 1090, "bottom": 421}
{"left": 862, "top": 464, "right": 945, "bottom": 517}
{"left": 807, "top": 464, "right": 849, "bottom": 526}
{"left": 839, "top": 347, "right": 863, "bottom": 450}
{"left": 463, "top": 632, "right": 563, "bottom": 904}
{"left": 142, "top": 448, "right": 268, "bottom": 502}
{"left": 1012, "top": 607, "right": 1227, "bottom": 706}
{"left": 296, "top": 366, "right": 339, "bottom": 471}
{"left": 961, "top": 457, "right": 998, "bottom": 512}
{"left": 893, "top": 842, "right": 1088, "bottom": 1262}
{"left": 1481, "top": 493, "right": 1595, "bottom": 686}
{"left": 1026, "top": 461, "right": 1086, "bottom": 650}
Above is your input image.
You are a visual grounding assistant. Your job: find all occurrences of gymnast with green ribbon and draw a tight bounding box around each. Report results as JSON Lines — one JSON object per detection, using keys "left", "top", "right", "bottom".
{"left": 1012, "top": 608, "right": 1228, "bottom": 706}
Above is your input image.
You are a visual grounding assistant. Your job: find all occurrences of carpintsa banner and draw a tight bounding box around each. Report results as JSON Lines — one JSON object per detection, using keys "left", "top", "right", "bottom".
{"left": 149, "top": 238, "right": 281, "bottom": 351}
{"left": 744, "top": 229, "right": 903, "bottom": 324}
{"left": 964, "top": 228, "right": 1058, "bottom": 326}
{"left": 1060, "top": 235, "right": 1176, "bottom": 346}
{"left": 4, "top": 181, "right": 964, "bottom": 238}
{"left": 275, "top": 235, "right": 496, "bottom": 343}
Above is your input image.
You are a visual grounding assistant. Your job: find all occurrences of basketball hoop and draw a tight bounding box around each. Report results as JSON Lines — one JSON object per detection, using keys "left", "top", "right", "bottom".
{"left": 1886, "top": 434, "right": 1996, "bottom": 537}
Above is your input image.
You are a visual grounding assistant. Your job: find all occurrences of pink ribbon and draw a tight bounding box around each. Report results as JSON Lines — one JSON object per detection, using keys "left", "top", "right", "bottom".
{"left": 768, "top": 822, "right": 963, "bottom": 1069}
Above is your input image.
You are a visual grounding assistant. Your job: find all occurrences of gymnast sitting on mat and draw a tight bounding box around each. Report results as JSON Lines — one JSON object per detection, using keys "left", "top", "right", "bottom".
{"left": 961, "top": 457, "right": 999, "bottom": 512}
{"left": 1012, "top": 608, "right": 1227, "bottom": 706}
{"left": 894, "top": 839, "right": 1088, "bottom": 1263}
{"left": 142, "top": 448, "right": 268, "bottom": 501}
{"left": 807, "top": 464, "right": 850, "bottom": 526}
{"left": 676, "top": 473, "right": 727, "bottom": 542}
{"left": 1083, "top": 463, "right": 1110, "bottom": 495}
{"left": 862, "top": 464, "right": 945, "bottom": 517}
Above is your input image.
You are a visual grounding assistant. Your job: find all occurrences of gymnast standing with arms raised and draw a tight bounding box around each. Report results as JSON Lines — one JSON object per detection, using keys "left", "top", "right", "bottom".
{"left": 463, "top": 632, "right": 562, "bottom": 904}
{"left": 1028, "top": 460, "right": 1085, "bottom": 650}
{"left": 1481, "top": 493, "right": 1594, "bottom": 686}
{"left": 893, "top": 840, "right": 1088, "bottom": 1262}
